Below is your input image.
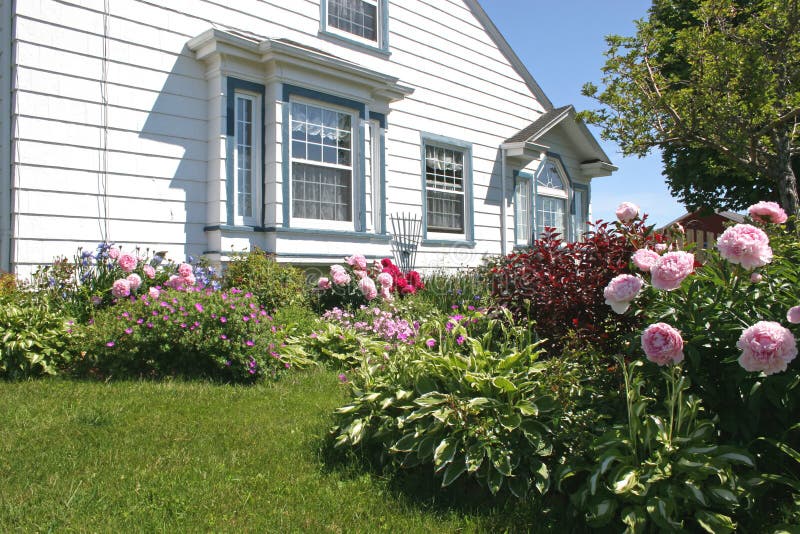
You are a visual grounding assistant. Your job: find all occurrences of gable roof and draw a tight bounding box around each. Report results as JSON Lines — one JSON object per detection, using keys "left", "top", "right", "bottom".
{"left": 504, "top": 105, "right": 572, "bottom": 144}
{"left": 464, "top": 0, "right": 553, "bottom": 111}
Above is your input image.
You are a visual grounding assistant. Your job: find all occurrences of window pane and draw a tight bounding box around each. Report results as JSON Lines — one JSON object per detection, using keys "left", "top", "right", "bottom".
{"left": 516, "top": 179, "right": 531, "bottom": 244}
{"left": 537, "top": 162, "right": 565, "bottom": 190}
{"left": 235, "top": 95, "right": 255, "bottom": 219}
{"left": 427, "top": 190, "right": 464, "bottom": 233}
{"left": 425, "top": 144, "right": 465, "bottom": 233}
{"left": 292, "top": 162, "right": 352, "bottom": 222}
{"left": 328, "top": 0, "right": 378, "bottom": 41}
{"left": 291, "top": 103, "right": 351, "bottom": 165}
{"left": 536, "top": 197, "right": 566, "bottom": 238}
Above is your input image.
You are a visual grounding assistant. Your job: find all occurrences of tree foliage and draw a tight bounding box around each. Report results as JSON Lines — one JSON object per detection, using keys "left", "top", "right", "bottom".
{"left": 582, "top": 0, "right": 800, "bottom": 216}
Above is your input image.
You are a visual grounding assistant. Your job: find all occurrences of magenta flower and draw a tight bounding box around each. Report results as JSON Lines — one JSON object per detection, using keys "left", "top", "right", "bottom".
{"left": 143, "top": 264, "right": 156, "bottom": 279}
{"left": 124, "top": 328, "right": 133, "bottom": 335}
{"left": 603, "top": 274, "right": 643, "bottom": 314}
{"left": 641, "top": 323, "right": 684, "bottom": 366}
{"left": 748, "top": 201, "right": 788, "bottom": 224}
{"left": 106, "top": 341, "right": 115, "bottom": 347}
{"left": 220, "top": 316, "right": 227, "bottom": 323}
{"left": 177, "top": 263, "right": 193, "bottom": 278}
{"left": 338, "top": 373, "right": 348, "bottom": 383}
{"left": 650, "top": 251, "right": 695, "bottom": 291}
{"left": 220, "top": 334, "right": 227, "bottom": 340}
{"left": 426, "top": 338, "right": 436, "bottom": 348}
{"left": 111, "top": 278, "right": 131, "bottom": 299}
{"left": 737, "top": 321, "right": 797, "bottom": 375}
{"left": 345, "top": 253, "right": 368, "bottom": 271}
{"left": 631, "top": 249, "right": 660, "bottom": 272}
{"left": 118, "top": 253, "right": 137, "bottom": 273}
{"left": 377, "top": 272, "right": 393, "bottom": 288}
{"left": 456, "top": 335, "right": 465, "bottom": 345}
{"left": 245, "top": 340, "right": 255, "bottom": 347}
{"left": 788, "top": 306, "right": 800, "bottom": 324}
{"left": 716, "top": 224, "right": 773, "bottom": 270}
{"left": 195, "top": 303, "right": 204, "bottom": 313}
{"left": 615, "top": 201, "right": 639, "bottom": 222}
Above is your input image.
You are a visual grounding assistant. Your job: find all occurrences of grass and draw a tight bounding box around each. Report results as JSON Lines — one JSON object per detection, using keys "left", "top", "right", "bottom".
{"left": 0, "top": 369, "right": 541, "bottom": 533}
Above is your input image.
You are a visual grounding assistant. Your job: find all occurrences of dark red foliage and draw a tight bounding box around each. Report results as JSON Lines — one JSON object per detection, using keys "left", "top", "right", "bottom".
{"left": 490, "top": 218, "right": 667, "bottom": 353}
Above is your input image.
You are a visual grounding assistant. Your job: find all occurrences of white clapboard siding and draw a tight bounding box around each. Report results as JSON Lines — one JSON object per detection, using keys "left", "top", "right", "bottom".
{"left": 7, "top": 0, "right": 593, "bottom": 272}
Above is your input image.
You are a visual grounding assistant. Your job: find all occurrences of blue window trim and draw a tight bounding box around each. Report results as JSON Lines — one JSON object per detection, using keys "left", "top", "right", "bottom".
{"left": 369, "top": 111, "right": 387, "bottom": 234}
{"left": 319, "top": 0, "right": 390, "bottom": 56}
{"left": 419, "top": 132, "right": 475, "bottom": 247}
{"left": 226, "top": 77, "right": 266, "bottom": 227}
{"left": 512, "top": 170, "right": 534, "bottom": 247}
{"left": 281, "top": 84, "right": 367, "bottom": 232}
{"left": 533, "top": 152, "right": 591, "bottom": 242}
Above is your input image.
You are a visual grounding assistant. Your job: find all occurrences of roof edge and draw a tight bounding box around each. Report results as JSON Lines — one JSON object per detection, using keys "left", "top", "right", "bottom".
{"left": 464, "top": 0, "right": 553, "bottom": 111}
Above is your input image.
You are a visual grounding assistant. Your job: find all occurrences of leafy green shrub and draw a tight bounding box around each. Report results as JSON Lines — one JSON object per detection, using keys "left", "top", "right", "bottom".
{"left": 1, "top": 302, "right": 71, "bottom": 379}
{"left": 571, "top": 359, "right": 756, "bottom": 533}
{"left": 330, "top": 310, "right": 560, "bottom": 499}
{"left": 0, "top": 270, "right": 17, "bottom": 299}
{"left": 405, "top": 268, "right": 490, "bottom": 315}
{"left": 73, "top": 288, "right": 313, "bottom": 382}
{"left": 223, "top": 248, "right": 307, "bottom": 312}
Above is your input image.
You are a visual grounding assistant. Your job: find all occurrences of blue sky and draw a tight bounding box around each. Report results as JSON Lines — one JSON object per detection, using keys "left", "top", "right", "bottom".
{"left": 479, "top": 0, "right": 686, "bottom": 227}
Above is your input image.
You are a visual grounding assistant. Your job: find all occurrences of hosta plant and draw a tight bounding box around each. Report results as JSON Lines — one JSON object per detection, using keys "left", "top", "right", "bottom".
{"left": 0, "top": 302, "right": 71, "bottom": 378}
{"left": 573, "top": 358, "right": 756, "bottom": 533}
{"left": 330, "top": 311, "right": 558, "bottom": 499}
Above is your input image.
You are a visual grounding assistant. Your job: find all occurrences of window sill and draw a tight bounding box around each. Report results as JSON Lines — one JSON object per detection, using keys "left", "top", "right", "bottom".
{"left": 421, "top": 239, "right": 476, "bottom": 248}
{"left": 318, "top": 30, "right": 390, "bottom": 57}
{"left": 267, "top": 226, "right": 391, "bottom": 242}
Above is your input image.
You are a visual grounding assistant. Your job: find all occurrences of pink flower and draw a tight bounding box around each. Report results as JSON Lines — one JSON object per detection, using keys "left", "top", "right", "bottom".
{"left": 177, "top": 263, "right": 193, "bottom": 278}
{"left": 716, "top": 224, "right": 773, "bottom": 270}
{"left": 654, "top": 243, "right": 668, "bottom": 253}
{"left": 317, "top": 277, "right": 332, "bottom": 290}
{"left": 379, "top": 286, "right": 393, "bottom": 302}
{"left": 631, "top": 249, "right": 661, "bottom": 272}
{"left": 354, "top": 269, "right": 369, "bottom": 279}
{"left": 148, "top": 287, "right": 160, "bottom": 299}
{"left": 748, "top": 201, "right": 788, "bottom": 224}
{"left": 650, "top": 251, "right": 694, "bottom": 291}
{"left": 603, "top": 274, "right": 643, "bottom": 314}
{"left": 331, "top": 265, "right": 351, "bottom": 286}
{"left": 358, "top": 277, "right": 378, "bottom": 301}
{"left": 737, "top": 321, "right": 797, "bottom": 375}
{"left": 108, "top": 247, "right": 120, "bottom": 260}
{"left": 345, "top": 254, "right": 368, "bottom": 271}
{"left": 181, "top": 273, "right": 196, "bottom": 287}
{"left": 615, "top": 202, "right": 639, "bottom": 222}
{"left": 426, "top": 338, "right": 436, "bottom": 348}
{"left": 143, "top": 265, "right": 156, "bottom": 279}
{"left": 787, "top": 306, "right": 800, "bottom": 324}
{"left": 377, "top": 272, "right": 393, "bottom": 288}
{"left": 641, "top": 323, "right": 684, "bottom": 366}
{"left": 126, "top": 273, "right": 142, "bottom": 291}
{"left": 750, "top": 273, "right": 763, "bottom": 283}
{"left": 111, "top": 278, "right": 131, "bottom": 299}
{"left": 117, "top": 253, "right": 137, "bottom": 273}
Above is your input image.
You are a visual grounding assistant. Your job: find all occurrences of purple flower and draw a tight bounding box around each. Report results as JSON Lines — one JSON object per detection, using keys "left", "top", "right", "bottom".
{"left": 220, "top": 334, "right": 227, "bottom": 340}
{"left": 426, "top": 338, "right": 436, "bottom": 348}
{"left": 245, "top": 340, "right": 255, "bottom": 347}
{"left": 124, "top": 328, "right": 133, "bottom": 335}
{"left": 195, "top": 303, "right": 204, "bottom": 313}
{"left": 220, "top": 316, "right": 227, "bottom": 323}
{"left": 456, "top": 335, "right": 465, "bottom": 345}
{"left": 106, "top": 341, "right": 115, "bottom": 347}
{"left": 146, "top": 322, "right": 154, "bottom": 328}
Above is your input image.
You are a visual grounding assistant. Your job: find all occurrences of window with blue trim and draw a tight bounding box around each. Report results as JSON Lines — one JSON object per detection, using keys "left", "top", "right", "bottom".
{"left": 421, "top": 135, "right": 473, "bottom": 243}
{"left": 290, "top": 100, "right": 355, "bottom": 223}
{"left": 321, "top": 0, "right": 388, "bottom": 53}
{"left": 234, "top": 93, "right": 258, "bottom": 224}
{"left": 536, "top": 160, "right": 568, "bottom": 239}
{"left": 514, "top": 174, "right": 532, "bottom": 246}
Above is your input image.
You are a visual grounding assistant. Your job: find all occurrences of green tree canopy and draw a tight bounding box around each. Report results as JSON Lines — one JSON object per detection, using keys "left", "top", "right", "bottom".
{"left": 582, "top": 0, "right": 800, "bottom": 216}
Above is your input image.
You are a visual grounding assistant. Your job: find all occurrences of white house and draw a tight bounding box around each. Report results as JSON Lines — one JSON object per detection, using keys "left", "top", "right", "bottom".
{"left": 0, "top": 0, "right": 615, "bottom": 276}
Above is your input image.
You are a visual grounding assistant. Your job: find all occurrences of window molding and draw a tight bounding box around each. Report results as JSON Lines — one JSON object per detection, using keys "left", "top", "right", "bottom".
{"left": 281, "top": 84, "right": 367, "bottom": 232}
{"left": 320, "top": 0, "right": 390, "bottom": 56}
{"left": 369, "top": 111, "right": 387, "bottom": 235}
{"left": 226, "top": 78, "right": 266, "bottom": 227}
{"left": 420, "top": 132, "right": 474, "bottom": 246}
{"left": 513, "top": 170, "right": 533, "bottom": 247}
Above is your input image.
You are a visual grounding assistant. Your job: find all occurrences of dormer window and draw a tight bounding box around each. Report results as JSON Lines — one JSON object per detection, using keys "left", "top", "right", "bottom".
{"left": 536, "top": 160, "right": 568, "bottom": 239}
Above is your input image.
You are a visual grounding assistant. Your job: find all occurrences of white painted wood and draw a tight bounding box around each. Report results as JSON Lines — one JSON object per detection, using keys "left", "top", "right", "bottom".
{"left": 7, "top": 0, "right": 604, "bottom": 273}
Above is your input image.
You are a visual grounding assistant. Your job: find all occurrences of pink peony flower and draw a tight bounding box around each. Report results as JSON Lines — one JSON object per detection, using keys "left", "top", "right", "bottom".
{"left": 331, "top": 268, "right": 351, "bottom": 287}
{"left": 166, "top": 274, "right": 180, "bottom": 289}
{"left": 716, "top": 224, "right": 773, "bottom": 270}
{"left": 603, "top": 274, "right": 643, "bottom": 314}
{"left": 181, "top": 273, "right": 196, "bottom": 287}
{"left": 148, "top": 286, "right": 160, "bottom": 299}
{"left": 317, "top": 277, "right": 332, "bottom": 290}
{"left": 377, "top": 272, "right": 393, "bottom": 288}
{"left": 379, "top": 286, "right": 393, "bottom": 302}
{"left": 650, "top": 251, "right": 695, "bottom": 291}
{"left": 177, "top": 263, "right": 193, "bottom": 278}
{"left": 126, "top": 273, "right": 142, "bottom": 291}
{"left": 111, "top": 278, "right": 131, "bottom": 299}
{"left": 641, "top": 323, "right": 684, "bottom": 366}
{"left": 615, "top": 202, "right": 640, "bottom": 222}
{"left": 117, "top": 253, "right": 137, "bottom": 273}
{"left": 632, "top": 249, "right": 661, "bottom": 272}
{"left": 748, "top": 201, "right": 788, "bottom": 224}
{"left": 358, "top": 276, "right": 378, "bottom": 301}
{"left": 750, "top": 273, "right": 763, "bottom": 283}
{"left": 108, "top": 247, "right": 120, "bottom": 260}
{"left": 143, "top": 265, "right": 156, "bottom": 279}
{"left": 737, "top": 321, "right": 797, "bottom": 375}
{"left": 345, "top": 254, "right": 368, "bottom": 271}
{"left": 354, "top": 269, "right": 369, "bottom": 279}
{"left": 787, "top": 306, "right": 800, "bottom": 324}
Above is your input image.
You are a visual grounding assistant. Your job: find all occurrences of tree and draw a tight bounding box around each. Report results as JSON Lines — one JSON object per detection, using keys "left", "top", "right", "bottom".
{"left": 582, "top": 0, "right": 800, "bottom": 217}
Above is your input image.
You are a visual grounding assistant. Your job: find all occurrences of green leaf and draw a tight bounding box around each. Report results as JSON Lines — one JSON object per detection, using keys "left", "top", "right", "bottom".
{"left": 467, "top": 397, "right": 493, "bottom": 408}
{"left": 515, "top": 401, "right": 539, "bottom": 416}
{"left": 715, "top": 451, "right": 755, "bottom": 467}
{"left": 441, "top": 456, "right": 467, "bottom": 487}
{"left": 613, "top": 469, "right": 638, "bottom": 494}
{"left": 695, "top": 511, "right": 736, "bottom": 533}
{"left": 414, "top": 393, "right": 448, "bottom": 406}
{"left": 531, "top": 460, "right": 550, "bottom": 494}
{"left": 465, "top": 441, "right": 484, "bottom": 473}
{"left": 415, "top": 376, "right": 438, "bottom": 395}
{"left": 491, "top": 450, "right": 513, "bottom": 477}
{"left": 392, "top": 433, "right": 418, "bottom": 453}
{"left": 499, "top": 411, "right": 521, "bottom": 431}
{"left": 708, "top": 487, "right": 738, "bottom": 506}
{"left": 417, "top": 435, "right": 438, "bottom": 461}
{"left": 585, "top": 498, "right": 616, "bottom": 527}
{"left": 491, "top": 376, "right": 517, "bottom": 392}
{"left": 646, "top": 496, "right": 683, "bottom": 532}
{"left": 621, "top": 506, "right": 646, "bottom": 534}
{"left": 684, "top": 480, "right": 708, "bottom": 506}
{"left": 433, "top": 438, "right": 457, "bottom": 468}
{"left": 486, "top": 465, "right": 504, "bottom": 495}
{"left": 348, "top": 419, "right": 365, "bottom": 444}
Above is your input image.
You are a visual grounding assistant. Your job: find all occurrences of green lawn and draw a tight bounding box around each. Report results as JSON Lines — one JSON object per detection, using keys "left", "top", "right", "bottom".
{"left": 0, "top": 370, "right": 537, "bottom": 533}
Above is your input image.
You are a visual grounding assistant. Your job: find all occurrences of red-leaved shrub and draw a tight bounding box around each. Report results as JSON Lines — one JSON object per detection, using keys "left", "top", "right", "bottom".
{"left": 491, "top": 218, "right": 670, "bottom": 353}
